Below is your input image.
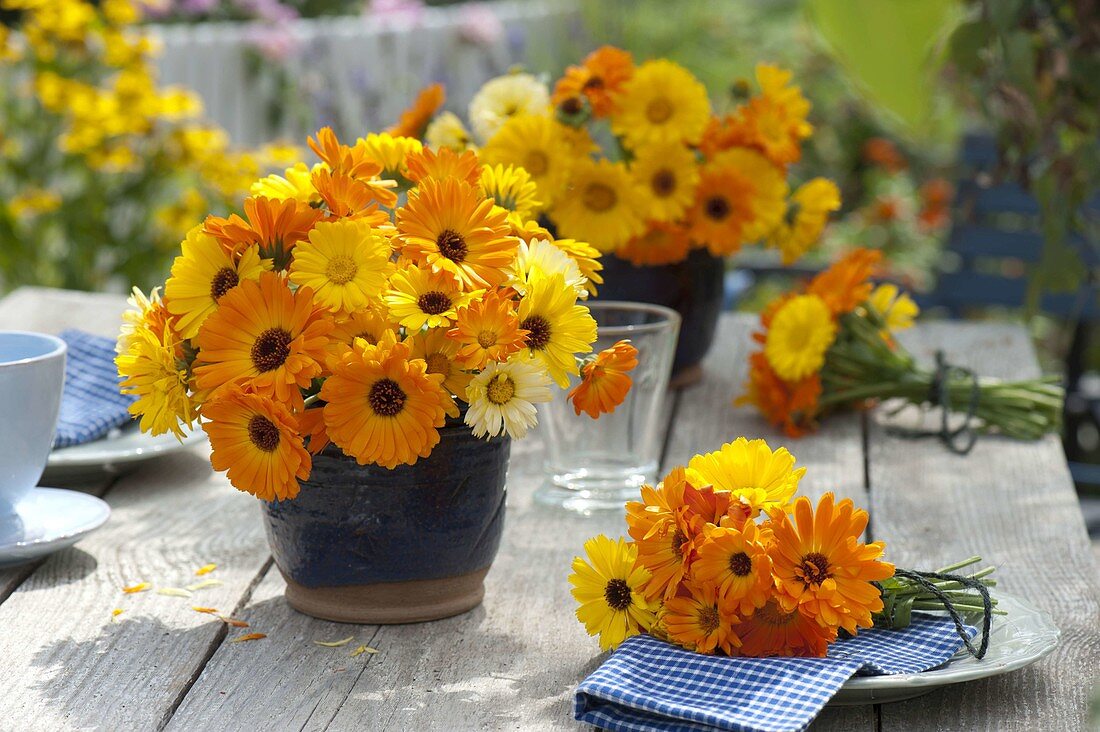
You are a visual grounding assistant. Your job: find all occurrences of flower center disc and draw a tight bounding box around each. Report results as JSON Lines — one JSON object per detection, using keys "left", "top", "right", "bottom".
{"left": 325, "top": 255, "right": 359, "bottom": 285}
{"left": 704, "top": 195, "right": 732, "bottom": 221}
{"left": 799, "top": 552, "right": 831, "bottom": 586}
{"left": 417, "top": 290, "right": 452, "bottom": 315}
{"left": 477, "top": 330, "right": 498, "bottom": 348}
{"left": 436, "top": 229, "right": 468, "bottom": 262}
{"left": 524, "top": 151, "right": 549, "bottom": 176}
{"left": 645, "top": 97, "right": 674, "bottom": 124}
{"left": 486, "top": 374, "right": 516, "bottom": 405}
{"left": 583, "top": 183, "right": 617, "bottom": 213}
{"left": 651, "top": 170, "right": 676, "bottom": 197}
{"left": 247, "top": 414, "right": 280, "bottom": 452}
{"left": 603, "top": 578, "right": 632, "bottom": 611}
{"left": 425, "top": 352, "right": 450, "bottom": 376}
{"left": 698, "top": 605, "right": 720, "bottom": 634}
{"left": 251, "top": 328, "right": 292, "bottom": 373}
{"left": 369, "top": 377, "right": 407, "bottom": 416}
{"left": 728, "top": 551, "right": 753, "bottom": 577}
{"left": 520, "top": 315, "right": 552, "bottom": 350}
{"left": 210, "top": 267, "right": 239, "bottom": 301}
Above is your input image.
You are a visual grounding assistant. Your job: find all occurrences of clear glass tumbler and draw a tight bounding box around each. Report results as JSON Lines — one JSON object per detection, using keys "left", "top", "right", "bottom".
{"left": 535, "top": 301, "right": 680, "bottom": 512}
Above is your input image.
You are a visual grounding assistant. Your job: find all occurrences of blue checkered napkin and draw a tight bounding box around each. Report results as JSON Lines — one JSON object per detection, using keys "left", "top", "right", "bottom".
{"left": 575, "top": 614, "right": 976, "bottom": 732}
{"left": 52, "top": 330, "right": 136, "bottom": 448}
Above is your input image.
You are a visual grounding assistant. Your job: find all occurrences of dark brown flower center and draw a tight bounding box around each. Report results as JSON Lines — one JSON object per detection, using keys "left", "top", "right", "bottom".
{"left": 728, "top": 551, "right": 753, "bottom": 577}
{"left": 247, "top": 414, "right": 280, "bottom": 452}
{"left": 671, "top": 529, "right": 688, "bottom": 556}
{"left": 520, "top": 315, "right": 551, "bottom": 350}
{"left": 583, "top": 182, "right": 617, "bottom": 213}
{"left": 250, "top": 328, "right": 292, "bottom": 373}
{"left": 704, "top": 195, "right": 731, "bottom": 221}
{"left": 368, "top": 377, "right": 406, "bottom": 417}
{"left": 583, "top": 76, "right": 605, "bottom": 91}
{"left": 651, "top": 169, "right": 676, "bottom": 197}
{"left": 436, "top": 229, "right": 468, "bottom": 262}
{"left": 698, "top": 605, "right": 720, "bottom": 634}
{"left": 417, "top": 290, "right": 452, "bottom": 315}
{"left": 603, "top": 578, "right": 632, "bottom": 611}
{"left": 210, "top": 267, "right": 239, "bottom": 301}
{"left": 559, "top": 96, "right": 584, "bottom": 115}
{"left": 799, "top": 552, "right": 831, "bottom": 586}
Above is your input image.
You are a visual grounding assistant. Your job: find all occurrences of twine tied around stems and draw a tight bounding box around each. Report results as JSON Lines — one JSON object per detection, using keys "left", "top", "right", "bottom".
{"left": 888, "top": 350, "right": 981, "bottom": 455}
{"left": 877, "top": 569, "right": 993, "bottom": 660}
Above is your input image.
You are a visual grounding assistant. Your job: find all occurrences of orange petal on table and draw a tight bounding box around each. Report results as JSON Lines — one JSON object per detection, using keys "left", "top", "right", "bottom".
{"left": 111, "top": 609, "right": 124, "bottom": 621}
{"left": 122, "top": 583, "right": 150, "bottom": 594}
{"left": 195, "top": 564, "right": 217, "bottom": 576}
{"left": 221, "top": 616, "right": 250, "bottom": 628}
{"left": 229, "top": 633, "right": 266, "bottom": 643}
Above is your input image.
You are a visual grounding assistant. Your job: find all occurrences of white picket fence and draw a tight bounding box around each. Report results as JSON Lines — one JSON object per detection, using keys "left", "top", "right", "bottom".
{"left": 150, "top": 0, "right": 585, "bottom": 146}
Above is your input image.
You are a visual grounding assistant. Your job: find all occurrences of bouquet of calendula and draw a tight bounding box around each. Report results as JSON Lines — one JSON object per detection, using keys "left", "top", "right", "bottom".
{"left": 116, "top": 126, "right": 637, "bottom": 501}
{"left": 739, "top": 248, "right": 1063, "bottom": 447}
{"left": 413, "top": 48, "right": 840, "bottom": 266}
{"left": 569, "top": 438, "right": 996, "bottom": 657}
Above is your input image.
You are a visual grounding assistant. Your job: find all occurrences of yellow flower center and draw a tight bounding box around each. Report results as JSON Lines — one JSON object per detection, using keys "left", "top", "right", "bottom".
{"left": 645, "top": 97, "right": 674, "bottom": 124}
{"left": 325, "top": 255, "right": 358, "bottom": 285}
{"left": 417, "top": 291, "right": 452, "bottom": 315}
{"left": 368, "top": 377, "right": 406, "bottom": 416}
{"left": 425, "top": 351, "right": 450, "bottom": 376}
{"left": 583, "top": 182, "right": 617, "bottom": 213}
{"left": 524, "top": 150, "right": 549, "bottom": 176}
{"left": 477, "top": 330, "right": 498, "bottom": 348}
{"left": 603, "top": 577, "right": 632, "bottom": 611}
{"left": 210, "top": 267, "right": 239, "bottom": 301}
{"left": 247, "top": 414, "right": 280, "bottom": 452}
{"left": 250, "top": 328, "right": 292, "bottom": 373}
{"left": 728, "top": 551, "right": 752, "bottom": 577}
{"left": 486, "top": 373, "right": 516, "bottom": 405}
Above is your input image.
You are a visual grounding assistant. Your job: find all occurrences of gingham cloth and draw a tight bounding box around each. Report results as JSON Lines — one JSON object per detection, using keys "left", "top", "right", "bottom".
{"left": 575, "top": 613, "right": 976, "bottom": 732}
{"left": 52, "top": 330, "right": 135, "bottom": 448}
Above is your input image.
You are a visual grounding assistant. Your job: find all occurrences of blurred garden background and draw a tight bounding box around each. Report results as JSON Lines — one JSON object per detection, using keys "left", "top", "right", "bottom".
{"left": 1, "top": 0, "right": 1097, "bottom": 525}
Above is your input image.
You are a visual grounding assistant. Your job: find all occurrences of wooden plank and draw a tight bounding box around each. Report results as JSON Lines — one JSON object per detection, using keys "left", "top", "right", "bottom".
{"left": 869, "top": 322, "right": 1100, "bottom": 731}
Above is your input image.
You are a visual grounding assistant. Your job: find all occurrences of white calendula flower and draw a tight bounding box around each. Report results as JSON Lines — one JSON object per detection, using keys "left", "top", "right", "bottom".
{"left": 468, "top": 72, "right": 550, "bottom": 143}
{"left": 509, "top": 238, "right": 587, "bottom": 299}
{"left": 425, "top": 111, "right": 475, "bottom": 152}
{"left": 465, "top": 357, "right": 552, "bottom": 439}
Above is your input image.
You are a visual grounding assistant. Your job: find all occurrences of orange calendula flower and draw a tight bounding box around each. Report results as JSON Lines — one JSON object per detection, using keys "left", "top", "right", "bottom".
{"left": 767, "top": 492, "right": 895, "bottom": 635}
{"left": 404, "top": 147, "right": 482, "bottom": 187}
{"left": 320, "top": 331, "right": 451, "bottom": 469}
{"left": 737, "top": 352, "right": 821, "bottom": 437}
{"left": 552, "top": 45, "right": 634, "bottom": 118}
{"left": 297, "top": 405, "right": 330, "bottom": 455}
{"left": 193, "top": 272, "right": 332, "bottom": 409}
{"left": 692, "top": 520, "right": 773, "bottom": 616}
{"left": 203, "top": 390, "right": 312, "bottom": 501}
{"left": 618, "top": 221, "right": 693, "bottom": 267}
{"left": 568, "top": 339, "right": 638, "bottom": 418}
{"left": 204, "top": 196, "right": 322, "bottom": 266}
{"left": 448, "top": 289, "right": 528, "bottom": 369}
{"left": 396, "top": 176, "right": 518, "bottom": 291}
{"left": 727, "top": 63, "right": 813, "bottom": 167}
{"left": 405, "top": 327, "right": 472, "bottom": 416}
{"left": 386, "top": 83, "right": 446, "bottom": 138}
{"left": 628, "top": 502, "right": 703, "bottom": 601}
{"left": 308, "top": 126, "right": 383, "bottom": 181}
{"left": 661, "top": 581, "right": 741, "bottom": 655}
{"left": 731, "top": 599, "right": 837, "bottom": 658}
{"left": 688, "top": 149, "right": 787, "bottom": 256}
{"left": 311, "top": 168, "right": 394, "bottom": 222}
{"left": 807, "top": 248, "right": 882, "bottom": 316}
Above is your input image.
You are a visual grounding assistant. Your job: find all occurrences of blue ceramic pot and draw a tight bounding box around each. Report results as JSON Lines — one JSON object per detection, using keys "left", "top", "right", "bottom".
{"left": 262, "top": 422, "right": 510, "bottom": 624}
{"left": 595, "top": 248, "right": 724, "bottom": 386}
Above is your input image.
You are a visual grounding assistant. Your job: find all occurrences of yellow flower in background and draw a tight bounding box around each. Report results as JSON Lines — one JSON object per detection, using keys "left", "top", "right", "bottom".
{"left": 468, "top": 72, "right": 550, "bottom": 142}
{"left": 405, "top": 328, "right": 472, "bottom": 408}
{"left": 479, "top": 163, "right": 542, "bottom": 221}
{"left": 764, "top": 294, "right": 837, "bottom": 382}
{"left": 165, "top": 227, "right": 267, "bottom": 339}
{"left": 509, "top": 238, "right": 587, "bottom": 299}
{"left": 569, "top": 535, "right": 656, "bottom": 652}
{"left": 356, "top": 132, "right": 423, "bottom": 177}
{"left": 251, "top": 162, "right": 322, "bottom": 204}
{"left": 550, "top": 158, "right": 646, "bottom": 252}
{"left": 7, "top": 187, "right": 61, "bottom": 218}
{"left": 516, "top": 273, "right": 597, "bottom": 387}
{"left": 481, "top": 113, "right": 572, "bottom": 208}
{"left": 685, "top": 437, "right": 806, "bottom": 521}
{"left": 425, "top": 111, "right": 475, "bottom": 152}
{"left": 290, "top": 218, "right": 393, "bottom": 316}
{"left": 551, "top": 238, "right": 603, "bottom": 298}
{"left": 868, "top": 284, "right": 919, "bottom": 333}
{"left": 116, "top": 327, "right": 197, "bottom": 441}
{"left": 629, "top": 142, "right": 700, "bottom": 223}
{"left": 689, "top": 148, "right": 788, "bottom": 256}
{"left": 155, "top": 188, "right": 209, "bottom": 241}
{"left": 610, "top": 59, "right": 711, "bottom": 148}
{"left": 464, "top": 356, "right": 551, "bottom": 439}
{"left": 736, "top": 63, "right": 813, "bottom": 167}
{"left": 767, "top": 178, "right": 841, "bottom": 265}
{"left": 385, "top": 264, "right": 475, "bottom": 330}
{"left": 619, "top": 222, "right": 692, "bottom": 267}
{"left": 559, "top": 124, "right": 599, "bottom": 157}
{"left": 258, "top": 141, "right": 303, "bottom": 167}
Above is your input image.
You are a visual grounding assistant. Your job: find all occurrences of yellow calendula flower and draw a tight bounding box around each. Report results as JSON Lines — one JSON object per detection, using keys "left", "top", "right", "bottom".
{"left": 116, "top": 327, "right": 197, "bottom": 441}
{"left": 464, "top": 356, "right": 551, "bottom": 439}
{"left": 868, "top": 284, "right": 919, "bottom": 332}
{"left": 764, "top": 294, "right": 837, "bottom": 382}
{"left": 385, "top": 265, "right": 476, "bottom": 331}
{"left": 165, "top": 227, "right": 268, "bottom": 339}
{"left": 551, "top": 238, "right": 603, "bottom": 298}
{"left": 629, "top": 142, "right": 700, "bottom": 223}
{"left": 250, "top": 162, "right": 322, "bottom": 204}
{"left": 356, "top": 132, "right": 423, "bottom": 177}
{"left": 290, "top": 218, "right": 393, "bottom": 316}
{"left": 481, "top": 113, "right": 573, "bottom": 208}
{"left": 468, "top": 72, "right": 550, "bottom": 142}
{"left": 550, "top": 158, "right": 646, "bottom": 253}
{"left": 686, "top": 437, "right": 807, "bottom": 521}
{"left": 569, "top": 535, "right": 657, "bottom": 652}
{"left": 768, "top": 178, "right": 841, "bottom": 265}
{"left": 405, "top": 328, "right": 472, "bottom": 404}
{"left": 7, "top": 188, "right": 62, "bottom": 218}
{"left": 509, "top": 238, "right": 587, "bottom": 299}
{"left": 425, "top": 111, "right": 475, "bottom": 152}
{"left": 479, "top": 163, "right": 542, "bottom": 221}
{"left": 516, "top": 273, "right": 597, "bottom": 387}
{"left": 611, "top": 59, "right": 711, "bottom": 148}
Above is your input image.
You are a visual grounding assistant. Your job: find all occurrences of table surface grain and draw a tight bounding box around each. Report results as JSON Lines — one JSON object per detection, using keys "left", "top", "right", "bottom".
{"left": 0, "top": 286, "right": 1097, "bottom": 732}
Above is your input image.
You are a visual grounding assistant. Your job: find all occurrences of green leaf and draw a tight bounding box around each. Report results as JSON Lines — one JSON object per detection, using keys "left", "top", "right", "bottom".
{"left": 948, "top": 20, "right": 991, "bottom": 73}
{"left": 804, "top": 0, "right": 961, "bottom": 137}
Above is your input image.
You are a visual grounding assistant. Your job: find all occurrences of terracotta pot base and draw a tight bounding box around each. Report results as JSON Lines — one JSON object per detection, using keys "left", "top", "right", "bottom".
{"left": 281, "top": 567, "right": 490, "bottom": 624}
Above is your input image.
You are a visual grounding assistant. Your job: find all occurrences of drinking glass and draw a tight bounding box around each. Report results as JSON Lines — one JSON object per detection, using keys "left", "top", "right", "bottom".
{"left": 535, "top": 301, "right": 680, "bottom": 512}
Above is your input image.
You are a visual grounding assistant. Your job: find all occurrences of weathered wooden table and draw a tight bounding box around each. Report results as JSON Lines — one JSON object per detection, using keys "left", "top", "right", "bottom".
{"left": 1, "top": 287, "right": 1097, "bottom": 731}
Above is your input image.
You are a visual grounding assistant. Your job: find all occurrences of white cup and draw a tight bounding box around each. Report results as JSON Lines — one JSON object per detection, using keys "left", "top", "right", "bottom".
{"left": 0, "top": 331, "right": 66, "bottom": 517}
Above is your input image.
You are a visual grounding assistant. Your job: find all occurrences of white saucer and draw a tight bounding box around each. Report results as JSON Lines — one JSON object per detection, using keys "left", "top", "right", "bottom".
{"left": 44, "top": 423, "right": 207, "bottom": 483}
{"left": 0, "top": 487, "right": 111, "bottom": 567}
